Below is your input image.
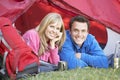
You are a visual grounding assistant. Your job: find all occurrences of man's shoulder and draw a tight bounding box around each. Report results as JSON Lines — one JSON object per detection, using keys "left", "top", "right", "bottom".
{"left": 64, "top": 30, "right": 70, "bottom": 39}
{"left": 62, "top": 30, "right": 72, "bottom": 46}
{"left": 66, "top": 30, "right": 70, "bottom": 35}
{"left": 87, "top": 34, "right": 95, "bottom": 40}
{"left": 85, "top": 34, "right": 96, "bottom": 44}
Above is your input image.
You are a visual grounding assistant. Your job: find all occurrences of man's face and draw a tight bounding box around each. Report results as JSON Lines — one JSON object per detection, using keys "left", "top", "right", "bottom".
{"left": 70, "top": 21, "right": 88, "bottom": 47}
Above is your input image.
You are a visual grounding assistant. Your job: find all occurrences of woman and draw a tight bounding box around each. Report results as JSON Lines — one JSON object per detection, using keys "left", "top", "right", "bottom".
{"left": 23, "top": 12, "right": 66, "bottom": 72}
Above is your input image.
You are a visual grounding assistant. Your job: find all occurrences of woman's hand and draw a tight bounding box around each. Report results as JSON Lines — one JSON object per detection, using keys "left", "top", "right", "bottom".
{"left": 54, "top": 32, "right": 63, "bottom": 42}
{"left": 50, "top": 32, "right": 62, "bottom": 49}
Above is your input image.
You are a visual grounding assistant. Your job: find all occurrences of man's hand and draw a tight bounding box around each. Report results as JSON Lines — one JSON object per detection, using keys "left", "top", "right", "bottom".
{"left": 75, "top": 53, "right": 81, "bottom": 59}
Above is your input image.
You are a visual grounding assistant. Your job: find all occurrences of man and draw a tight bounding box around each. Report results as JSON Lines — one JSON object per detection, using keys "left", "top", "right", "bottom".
{"left": 59, "top": 16, "right": 108, "bottom": 69}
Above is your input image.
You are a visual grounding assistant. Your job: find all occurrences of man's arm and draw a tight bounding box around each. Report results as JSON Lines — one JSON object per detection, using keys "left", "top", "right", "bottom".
{"left": 81, "top": 37, "right": 108, "bottom": 68}
{"left": 59, "top": 39, "right": 88, "bottom": 69}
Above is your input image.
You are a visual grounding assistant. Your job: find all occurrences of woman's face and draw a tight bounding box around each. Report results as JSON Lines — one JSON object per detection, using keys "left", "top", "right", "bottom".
{"left": 45, "top": 22, "right": 62, "bottom": 41}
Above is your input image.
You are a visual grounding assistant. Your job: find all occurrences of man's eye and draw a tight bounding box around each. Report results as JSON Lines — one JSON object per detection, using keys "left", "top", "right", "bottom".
{"left": 82, "top": 30, "right": 86, "bottom": 32}
{"left": 73, "top": 29, "right": 78, "bottom": 33}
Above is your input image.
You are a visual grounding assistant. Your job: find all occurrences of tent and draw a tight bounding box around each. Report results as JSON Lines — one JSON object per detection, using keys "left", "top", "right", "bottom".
{"left": 0, "top": 0, "right": 120, "bottom": 54}
{"left": 0, "top": 0, "right": 120, "bottom": 32}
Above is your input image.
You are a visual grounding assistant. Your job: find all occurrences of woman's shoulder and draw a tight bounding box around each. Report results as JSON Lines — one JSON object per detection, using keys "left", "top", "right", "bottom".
{"left": 24, "top": 29, "right": 38, "bottom": 35}
{"left": 26, "top": 29, "right": 37, "bottom": 33}
{"left": 23, "top": 29, "right": 39, "bottom": 38}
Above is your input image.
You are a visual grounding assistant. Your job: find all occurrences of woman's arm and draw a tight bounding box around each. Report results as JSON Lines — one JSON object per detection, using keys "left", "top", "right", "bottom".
{"left": 23, "top": 29, "right": 40, "bottom": 55}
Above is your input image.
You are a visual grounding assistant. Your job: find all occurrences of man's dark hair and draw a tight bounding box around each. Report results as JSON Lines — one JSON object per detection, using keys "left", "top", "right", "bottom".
{"left": 69, "top": 16, "right": 90, "bottom": 30}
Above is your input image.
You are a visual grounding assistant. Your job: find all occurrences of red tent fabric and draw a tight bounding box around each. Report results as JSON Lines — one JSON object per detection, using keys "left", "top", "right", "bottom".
{"left": 0, "top": 0, "right": 36, "bottom": 22}
{"left": 62, "top": 0, "right": 120, "bottom": 33}
{"left": 0, "top": 0, "right": 120, "bottom": 33}
{"left": 14, "top": 1, "right": 107, "bottom": 46}
{"left": 0, "top": 0, "right": 120, "bottom": 48}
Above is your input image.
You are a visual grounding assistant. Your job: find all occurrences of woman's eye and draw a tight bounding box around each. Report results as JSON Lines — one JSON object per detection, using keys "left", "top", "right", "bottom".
{"left": 50, "top": 26, "right": 54, "bottom": 28}
{"left": 56, "top": 27, "right": 60, "bottom": 31}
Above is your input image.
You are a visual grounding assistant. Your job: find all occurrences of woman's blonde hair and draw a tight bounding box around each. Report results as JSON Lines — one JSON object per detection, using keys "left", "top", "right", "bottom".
{"left": 36, "top": 12, "right": 66, "bottom": 56}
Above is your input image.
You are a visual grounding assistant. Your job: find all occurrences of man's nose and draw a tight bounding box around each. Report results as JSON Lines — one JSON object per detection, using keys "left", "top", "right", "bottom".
{"left": 77, "top": 31, "right": 82, "bottom": 36}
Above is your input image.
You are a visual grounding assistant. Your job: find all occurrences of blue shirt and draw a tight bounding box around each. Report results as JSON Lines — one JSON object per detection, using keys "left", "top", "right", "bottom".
{"left": 59, "top": 30, "right": 108, "bottom": 69}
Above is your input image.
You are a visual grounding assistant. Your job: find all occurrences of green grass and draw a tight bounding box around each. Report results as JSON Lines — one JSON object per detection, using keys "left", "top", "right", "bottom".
{"left": 21, "top": 68, "right": 120, "bottom": 80}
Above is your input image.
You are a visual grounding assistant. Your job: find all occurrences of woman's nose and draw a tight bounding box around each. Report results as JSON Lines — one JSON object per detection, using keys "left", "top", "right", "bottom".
{"left": 53, "top": 28, "right": 59, "bottom": 33}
